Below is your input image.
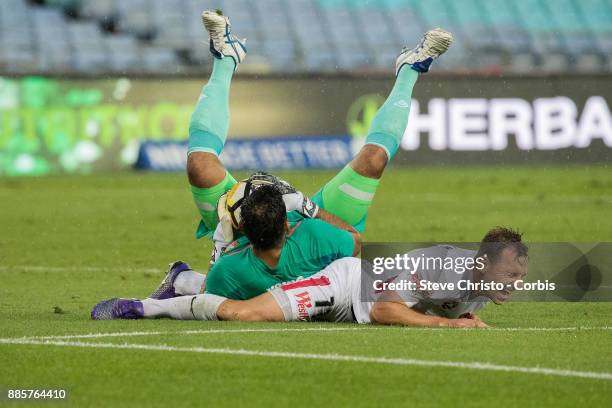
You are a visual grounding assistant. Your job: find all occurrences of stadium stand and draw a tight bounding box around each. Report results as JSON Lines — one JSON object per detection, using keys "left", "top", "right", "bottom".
{"left": 0, "top": 0, "right": 610, "bottom": 75}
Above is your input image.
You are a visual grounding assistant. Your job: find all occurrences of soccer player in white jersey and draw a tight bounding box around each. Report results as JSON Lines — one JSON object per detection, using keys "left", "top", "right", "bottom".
{"left": 211, "top": 226, "right": 528, "bottom": 328}
{"left": 104, "top": 227, "right": 527, "bottom": 328}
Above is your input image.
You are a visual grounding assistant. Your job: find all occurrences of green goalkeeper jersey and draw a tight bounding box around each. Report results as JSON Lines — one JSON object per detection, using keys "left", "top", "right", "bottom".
{"left": 204, "top": 218, "right": 355, "bottom": 300}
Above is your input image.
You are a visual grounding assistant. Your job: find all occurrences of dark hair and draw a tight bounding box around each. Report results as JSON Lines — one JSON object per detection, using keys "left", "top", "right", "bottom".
{"left": 240, "top": 184, "right": 287, "bottom": 250}
{"left": 476, "top": 226, "right": 528, "bottom": 263}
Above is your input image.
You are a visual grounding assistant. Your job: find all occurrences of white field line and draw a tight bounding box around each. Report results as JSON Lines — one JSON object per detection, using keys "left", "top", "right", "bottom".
{"left": 489, "top": 326, "right": 612, "bottom": 331}
{"left": 14, "top": 327, "right": 371, "bottom": 341}
{"left": 402, "top": 193, "right": 612, "bottom": 204}
{"left": 5, "top": 326, "right": 612, "bottom": 342}
{"left": 0, "top": 265, "right": 160, "bottom": 273}
{"left": 1, "top": 338, "right": 610, "bottom": 381}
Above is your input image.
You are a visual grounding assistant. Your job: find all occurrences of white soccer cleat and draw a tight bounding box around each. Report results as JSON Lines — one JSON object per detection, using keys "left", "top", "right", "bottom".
{"left": 202, "top": 9, "right": 247, "bottom": 67}
{"left": 396, "top": 28, "right": 453, "bottom": 75}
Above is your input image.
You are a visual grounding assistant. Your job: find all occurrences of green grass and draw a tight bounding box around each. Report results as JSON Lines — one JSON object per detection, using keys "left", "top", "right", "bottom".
{"left": 1, "top": 166, "right": 611, "bottom": 407}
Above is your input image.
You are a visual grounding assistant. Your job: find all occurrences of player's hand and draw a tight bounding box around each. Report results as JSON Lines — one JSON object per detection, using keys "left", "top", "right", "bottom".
{"left": 249, "top": 172, "right": 295, "bottom": 195}
{"left": 470, "top": 315, "right": 489, "bottom": 328}
{"left": 282, "top": 190, "right": 319, "bottom": 218}
{"left": 458, "top": 313, "right": 489, "bottom": 328}
{"left": 266, "top": 175, "right": 319, "bottom": 218}
{"left": 249, "top": 171, "right": 319, "bottom": 218}
{"left": 445, "top": 318, "right": 483, "bottom": 328}
{"left": 248, "top": 172, "right": 319, "bottom": 218}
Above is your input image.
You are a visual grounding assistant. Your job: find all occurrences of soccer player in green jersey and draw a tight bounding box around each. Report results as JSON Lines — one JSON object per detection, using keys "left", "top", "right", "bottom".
{"left": 91, "top": 10, "right": 453, "bottom": 321}
{"left": 186, "top": 9, "right": 413, "bottom": 244}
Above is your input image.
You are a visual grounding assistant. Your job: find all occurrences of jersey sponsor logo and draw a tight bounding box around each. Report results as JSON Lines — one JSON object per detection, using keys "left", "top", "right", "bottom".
{"left": 295, "top": 291, "right": 312, "bottom": 321}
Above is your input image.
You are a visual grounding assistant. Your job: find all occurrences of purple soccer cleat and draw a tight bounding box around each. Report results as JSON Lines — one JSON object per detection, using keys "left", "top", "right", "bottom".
{"left": 148, "top": 261, "right": 192, "bottom": 300}
{"left": 91, "top": 298, "right": 144, "bottom": 320}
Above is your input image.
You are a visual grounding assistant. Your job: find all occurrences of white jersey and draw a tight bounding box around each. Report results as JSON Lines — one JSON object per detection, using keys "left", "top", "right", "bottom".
{"left": 269, "top": 257, "right": 360, "bottom": 323}
{"left": 369, "top": 245, "right": 491, "bottom": 320}
{"left": 269, "top": 246, "right": 490, "bottom": 324}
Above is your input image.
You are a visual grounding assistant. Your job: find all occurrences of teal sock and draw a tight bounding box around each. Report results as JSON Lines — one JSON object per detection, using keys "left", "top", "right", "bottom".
{"left": 365, "top": 67, "right": 419, "bottom": 159}
{"left": 188, "top": 58, "right": 236, "bottom": 156}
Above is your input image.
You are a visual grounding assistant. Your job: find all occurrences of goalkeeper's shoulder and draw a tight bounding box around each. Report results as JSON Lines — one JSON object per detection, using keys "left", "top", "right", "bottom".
{"left": 295, "top": 218, "right": 359, "bottom": 255}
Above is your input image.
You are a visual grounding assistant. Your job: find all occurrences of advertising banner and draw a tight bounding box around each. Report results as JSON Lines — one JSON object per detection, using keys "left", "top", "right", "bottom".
{"left": 0, "top": 75, "right": 610, "bottom": 175}
{"left": 136, "top": 136, "right": 355, "bottom": 171}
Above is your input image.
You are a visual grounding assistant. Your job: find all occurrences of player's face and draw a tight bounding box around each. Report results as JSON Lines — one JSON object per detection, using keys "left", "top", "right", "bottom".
{"left": 480, "top": 248, "right": 528, "bottom": 304}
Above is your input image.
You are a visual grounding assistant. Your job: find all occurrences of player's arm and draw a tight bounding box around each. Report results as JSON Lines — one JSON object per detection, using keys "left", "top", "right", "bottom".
{"left": 268, "top": 173, "right": 360, "bottom": 254}
{"left": 216, "top": 292, "right": 285, "bottom": 321}
{"left": 370, "top": 301, "right": 486, "bottom": 328}
{"left": 314, "top": 207, "right": 361, "bottom": 256}
{"left": 370, "top": 292, "right": 487, "bottom": 328}
{"left": 280, "top": 185, "right": 361, "bottom": 256}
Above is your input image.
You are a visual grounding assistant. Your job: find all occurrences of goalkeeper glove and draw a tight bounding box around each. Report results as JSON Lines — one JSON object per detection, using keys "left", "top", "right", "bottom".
{"left": 279, "top": 187, "right": 319, "bottom": 219}
{"left": 248, "top": 172, "right": 319, "bottom": 218}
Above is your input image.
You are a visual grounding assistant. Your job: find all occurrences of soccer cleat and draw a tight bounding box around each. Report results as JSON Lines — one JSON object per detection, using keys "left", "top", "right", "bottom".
{"left": 396, "top": 28, "right": 453, "bottom": 75}
{"left": 148, "top": 261, "right": 192, "bottom": 300}
{"left": 91, "top": 298, "right": 144, "bottom": 320}
{"left": 202, "top": 9, "right": 246, "bottom": 67}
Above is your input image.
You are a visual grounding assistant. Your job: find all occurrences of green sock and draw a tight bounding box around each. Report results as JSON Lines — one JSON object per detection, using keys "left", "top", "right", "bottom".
{"left": 188, "top": 58, "right": 236, "bottom": 156}
{"left": 318, "top": 165, "right": 380, "bottom": 231}
{"left": 365, "top": 67, "right": 419, "bottom": 159}
{"left": 192, "top": 172, "right": 237, "bottom": 238}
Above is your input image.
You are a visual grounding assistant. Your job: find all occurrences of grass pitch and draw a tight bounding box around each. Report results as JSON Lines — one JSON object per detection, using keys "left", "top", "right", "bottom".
{"left": 1, "top": 166, "right": 611, "bottom": 407}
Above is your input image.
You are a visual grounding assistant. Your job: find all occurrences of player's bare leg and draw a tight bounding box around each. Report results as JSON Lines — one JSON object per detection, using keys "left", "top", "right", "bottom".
{"left": 187, "top": 153, "right": 226, "bottom": 188}
{"left": 349, "top": 145, "right": 389, "bottom": 179}
{"left": 313, "top": 29, "right": 453, "bottom": 231}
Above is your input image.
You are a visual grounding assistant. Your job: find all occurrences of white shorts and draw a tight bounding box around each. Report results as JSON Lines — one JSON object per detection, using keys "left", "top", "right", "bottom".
{"left": 268, "top": 257, "right": 373, "bottom": 323}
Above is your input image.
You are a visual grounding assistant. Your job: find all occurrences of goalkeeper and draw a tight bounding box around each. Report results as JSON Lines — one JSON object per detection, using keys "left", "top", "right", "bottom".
{"left": 186, "top": 10, "right": 444, "bottom": 246}
{"left": 188, "top": 10, "right": 449, "bottom": 259}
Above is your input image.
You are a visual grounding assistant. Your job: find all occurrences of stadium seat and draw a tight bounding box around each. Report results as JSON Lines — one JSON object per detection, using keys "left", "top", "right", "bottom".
{"left": 116, "top": 0, "right": 153, "bottom": 37}
{"left": 141, "top": 46, "right": 181, "bottom": 73}
{"left": 0, "top": 0, "right": 609, "bottom": 74}
{"left": 352, "top": 5, "right": 401, "bottom": 68}
{"left": 287, "top": 0, "right": 337, "bottom": 71}
{"left": 450, "top": 0, "right": 499, "bottom": 52}
{"left": 386, "top": 8, "right": 425, "bottom": 49}
{"left": 150, "top": 0, "right": 189, "bottom": 49}
{"left": 319, "top": 4, "right": 372, "bottom": 70}
{"left": 79, "top": 0, "right": 116, "bottom": 21}
{"left": 105, "top": 35, "right": 142, "bottom": 73}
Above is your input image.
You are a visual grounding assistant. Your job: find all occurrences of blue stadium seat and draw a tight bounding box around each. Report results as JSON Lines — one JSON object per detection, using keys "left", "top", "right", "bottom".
{"left": 0, "top": 0, "right": 608, "bottom": 74}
